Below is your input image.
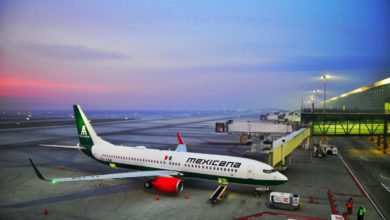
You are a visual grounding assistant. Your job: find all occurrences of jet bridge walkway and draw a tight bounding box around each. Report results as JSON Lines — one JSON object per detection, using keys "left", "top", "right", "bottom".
{"left": 268, "top": 127, "right": 311, "bottom": 167}
{"left": 301, "top": 112, "right": 389, "bottom": 152}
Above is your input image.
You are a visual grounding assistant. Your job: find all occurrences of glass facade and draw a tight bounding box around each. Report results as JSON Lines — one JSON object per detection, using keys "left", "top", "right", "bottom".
{"left": 326, "top": 78, "right": 390, "bottom": 113}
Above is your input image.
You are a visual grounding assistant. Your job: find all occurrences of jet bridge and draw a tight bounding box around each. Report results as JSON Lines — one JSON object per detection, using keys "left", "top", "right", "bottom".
{"left": 268, "top": 128, "right": 311, "bottom": 167}
{"left": 222, "top": 120, "right": 293, "bottom": 144}
{"left": 301, "top": 112, "right": 389, "bottom": 152}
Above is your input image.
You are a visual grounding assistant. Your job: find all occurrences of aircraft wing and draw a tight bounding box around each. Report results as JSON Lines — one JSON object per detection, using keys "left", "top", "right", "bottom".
{"left": 29, "top": 159, "right": 180, "bottom": 183}
{"left": 39, "top": 144, "right": 86, "bottom": 150}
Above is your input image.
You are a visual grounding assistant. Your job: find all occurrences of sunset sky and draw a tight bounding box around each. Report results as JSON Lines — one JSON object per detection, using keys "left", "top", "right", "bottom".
{"left": 0, "top": 1, "right": 389, "bottom": 110}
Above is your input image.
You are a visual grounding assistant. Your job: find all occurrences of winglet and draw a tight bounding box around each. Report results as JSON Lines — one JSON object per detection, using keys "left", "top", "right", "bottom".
{"left": 175, "top": 133, "right": 187, "bottom": 152}
{"left": 177, "top": 132, "right": 184, "bottom": 144}
{"left": 29, "top": 159, "right": 50, "bottom": 182}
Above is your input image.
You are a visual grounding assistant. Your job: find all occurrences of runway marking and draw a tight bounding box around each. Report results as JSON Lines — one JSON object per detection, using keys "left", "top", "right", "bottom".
{"left": 235, "top": 211, "right": 326, "bottom": 220}
{"left": 327, "top": 189, "right": 338, "bottom": 214}
{"left": 338, "top": 154, "right": 386, "bottom": 220}
{"left": 333, "top": 192, "right": 363, "bottom": 198}
{"left": 381, "top": 183, "right": 390, "bottom": 193}
{"left": 380, "top": 175, "right": 390, "bottom": 181}
{"left": 341, "top": 160, "right": 366, "bottom": 197}
{"left": 358, "top": 155, "right": 368, "bottom": 161}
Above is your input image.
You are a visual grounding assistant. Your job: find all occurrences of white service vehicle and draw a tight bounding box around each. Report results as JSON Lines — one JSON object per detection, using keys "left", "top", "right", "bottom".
{"left": 330, "top": 214, "right": 345, "bottom": 220}
{"left": 268, "top": 192, "right": 300, "bottom": 210}
{"left": 324, "top": 145, "right": 338, "bottom": 155}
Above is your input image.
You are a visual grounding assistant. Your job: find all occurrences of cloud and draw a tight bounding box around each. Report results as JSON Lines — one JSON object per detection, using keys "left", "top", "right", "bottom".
{"left": 0, "top": 75, "right": 131, "bottom": 98}
{"left": 151, "top": 55, "right": 390, "bottom": 75}
{"left": 17, "top": 42, "right": 128, "bottom": 61}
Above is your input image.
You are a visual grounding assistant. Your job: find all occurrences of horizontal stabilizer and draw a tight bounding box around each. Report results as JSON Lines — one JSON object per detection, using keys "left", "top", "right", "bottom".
{"left": 39, "top": 144, "right": 86, "bottom": 150}
{"left": 29, "top": 159, "right": 180, "bottom": 183}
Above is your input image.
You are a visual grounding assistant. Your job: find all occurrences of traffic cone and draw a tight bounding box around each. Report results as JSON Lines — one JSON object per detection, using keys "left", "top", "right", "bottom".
{"left": 43, "top": 208, "right": 48, "bottom": 215}
{"left": 155, "top": 195, "right": 160, "bottom": 201}
{"left": 184, "top": 193, "right": 190, "bottom": 200}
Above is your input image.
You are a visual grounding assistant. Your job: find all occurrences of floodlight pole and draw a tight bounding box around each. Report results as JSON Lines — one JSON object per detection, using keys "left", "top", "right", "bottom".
{"left": 322, "top": 75, "right": 328, "bottom": 113}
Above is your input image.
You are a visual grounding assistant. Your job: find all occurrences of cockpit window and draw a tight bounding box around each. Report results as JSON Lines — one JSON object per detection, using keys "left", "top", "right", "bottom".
{"left": 263, "top": 169, "right": 276, "bottom": 174}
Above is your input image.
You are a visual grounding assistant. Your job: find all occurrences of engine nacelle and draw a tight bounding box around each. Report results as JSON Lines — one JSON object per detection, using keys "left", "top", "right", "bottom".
{"left": 152, "top": 177, "right": 183, "bottom": 193}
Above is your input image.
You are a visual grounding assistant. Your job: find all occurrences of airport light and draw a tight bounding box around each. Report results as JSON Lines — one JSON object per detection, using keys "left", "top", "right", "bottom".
{"left": 312, "top": 89, "right": 320, "bottom": 110}
{"left": 301, "top": 90, "right": 320, "bottom": 111}
{"left": 321, "top": 74, "right": 329, "bottom": 113}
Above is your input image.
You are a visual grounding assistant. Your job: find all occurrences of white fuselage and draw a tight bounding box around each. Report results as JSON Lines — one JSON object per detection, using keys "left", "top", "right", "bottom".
{"left": 91, "top": 143, "right": 287, "bottom": 186}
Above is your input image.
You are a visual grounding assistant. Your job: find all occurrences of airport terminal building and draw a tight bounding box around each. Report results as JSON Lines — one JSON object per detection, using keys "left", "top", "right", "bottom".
{"left": 325, "top": 77, "right": 390, "bottom": 113}
{"left": 302, "top": 77, "right": 390, "bottom": 151}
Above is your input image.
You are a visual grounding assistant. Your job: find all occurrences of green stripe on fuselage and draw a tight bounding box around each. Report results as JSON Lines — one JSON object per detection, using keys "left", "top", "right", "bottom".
{"left": 99, "top": 160, "right": 286, "bottom": 186}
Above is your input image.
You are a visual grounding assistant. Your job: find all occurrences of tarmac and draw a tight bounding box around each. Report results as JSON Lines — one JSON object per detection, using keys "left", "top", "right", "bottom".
{"left": 0, "top": 112, "right": 388, "bottom": 219}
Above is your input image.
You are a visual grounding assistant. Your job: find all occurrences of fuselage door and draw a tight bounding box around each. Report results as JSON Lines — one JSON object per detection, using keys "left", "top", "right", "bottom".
{"left": 247, "top": 165, "right": 254, "bottom": 179}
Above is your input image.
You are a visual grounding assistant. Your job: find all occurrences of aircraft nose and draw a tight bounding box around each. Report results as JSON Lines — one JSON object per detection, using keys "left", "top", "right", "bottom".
{"left": 276, "top": 172, "right": 288, "bottom": 182}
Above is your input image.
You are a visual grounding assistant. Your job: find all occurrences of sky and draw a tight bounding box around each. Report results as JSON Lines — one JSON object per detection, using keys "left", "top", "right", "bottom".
{"left": 0, "top": 0, "right": 389, "bottom": 111}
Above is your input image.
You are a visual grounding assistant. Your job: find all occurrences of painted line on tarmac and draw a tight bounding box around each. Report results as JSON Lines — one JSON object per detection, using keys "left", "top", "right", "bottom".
{"left": 339, "top": 154, "right": 386, "bottom": 220}
{"left": 333, "top": 192, "right": 363, "bottom": 198}
{"left": 380, "top": 183, "right": 390, "bottom": 193}
{"left": 380, "top": 175, "right": 390, "bottom": 181}
{"left": 341, "top": 156, "right": 368, "bottom": 198}
{"left": 358, "top": 155, "right": 368, "bottom": 161}
{"left": 235, "top": 211, "right": 326, "bottom": 220}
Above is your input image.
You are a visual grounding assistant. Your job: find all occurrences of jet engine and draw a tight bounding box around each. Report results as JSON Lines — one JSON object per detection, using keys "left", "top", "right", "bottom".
{"left": 149, "top": 177, "right": 183, "bottom": 193}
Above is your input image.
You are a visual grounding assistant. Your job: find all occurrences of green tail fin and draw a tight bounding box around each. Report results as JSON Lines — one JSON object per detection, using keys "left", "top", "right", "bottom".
{"left": 73, "top": 105, "right": 95, "bottom": 149}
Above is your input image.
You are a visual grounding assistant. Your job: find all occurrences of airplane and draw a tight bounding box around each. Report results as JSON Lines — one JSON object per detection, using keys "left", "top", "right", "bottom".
{"left": 29, "top": 105, "right": 287, "bottom": 194}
